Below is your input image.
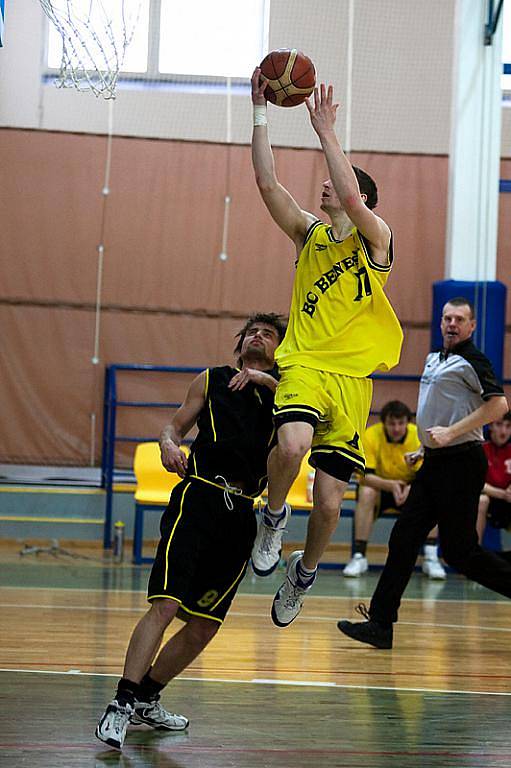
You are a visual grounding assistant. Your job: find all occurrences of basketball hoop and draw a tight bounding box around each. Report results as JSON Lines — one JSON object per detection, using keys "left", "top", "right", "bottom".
{"left": 39, "top": 0, "right": 143, "bottom": 99}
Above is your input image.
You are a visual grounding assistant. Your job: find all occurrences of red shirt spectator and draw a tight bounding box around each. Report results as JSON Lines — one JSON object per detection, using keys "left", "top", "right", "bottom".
{"left": 478, "top": 414, "right": 511, "bottom": 537}
{"left": 483, "top": 440, "right": 511, "bottom": 489}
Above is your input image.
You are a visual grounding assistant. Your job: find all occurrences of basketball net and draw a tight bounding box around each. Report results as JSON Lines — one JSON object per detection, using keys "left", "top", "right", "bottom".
{"left": 39, "top": 0, "right": 143, "bottom": 99}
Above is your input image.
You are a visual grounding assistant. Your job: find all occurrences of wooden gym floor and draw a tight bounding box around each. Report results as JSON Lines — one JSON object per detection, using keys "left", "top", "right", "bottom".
{"left": 1, "top": 543, "right": 511, "bottom": 767}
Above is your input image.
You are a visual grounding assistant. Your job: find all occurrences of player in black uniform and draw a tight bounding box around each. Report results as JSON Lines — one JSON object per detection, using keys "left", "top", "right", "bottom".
{"left": 96, "top": 312, "right": 286, "bottom": 750}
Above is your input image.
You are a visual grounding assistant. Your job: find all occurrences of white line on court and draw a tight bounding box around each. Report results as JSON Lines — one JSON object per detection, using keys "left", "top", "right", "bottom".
{"left": 0, "top": 667, "right": 510, "bottom": 697}
{"left": 1, "top": 602, "right": 510, "bottom": 633}
{"left": 0, "top": 584, "right": 510, "bottom": 607}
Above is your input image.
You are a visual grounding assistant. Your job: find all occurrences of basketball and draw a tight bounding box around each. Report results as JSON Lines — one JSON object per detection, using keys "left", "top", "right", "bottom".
{"left": 259, "top": 49, "right": 316, "bottom": 107}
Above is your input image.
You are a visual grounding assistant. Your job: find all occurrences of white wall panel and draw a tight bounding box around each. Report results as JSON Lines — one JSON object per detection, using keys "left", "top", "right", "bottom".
{"left": 0, "top": 0, "right": 508, "bottom": 156}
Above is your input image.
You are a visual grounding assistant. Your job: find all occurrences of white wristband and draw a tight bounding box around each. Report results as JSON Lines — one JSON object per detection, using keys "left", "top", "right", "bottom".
{"left": 253, "top": 104, "right": 268, "bottom": 127}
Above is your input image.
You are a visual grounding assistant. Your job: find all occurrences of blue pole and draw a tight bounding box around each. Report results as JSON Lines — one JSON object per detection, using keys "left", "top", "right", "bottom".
{"left": 101, "top": 367, "right": 111, "bottom": 488}
{"left": 103, "top": 367, "right": 118, "bottom": 549}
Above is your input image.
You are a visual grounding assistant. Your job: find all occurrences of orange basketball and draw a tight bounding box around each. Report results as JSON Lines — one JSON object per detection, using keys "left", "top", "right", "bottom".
{"left": 259, "top": 49, "right": 316, "bottom": 107}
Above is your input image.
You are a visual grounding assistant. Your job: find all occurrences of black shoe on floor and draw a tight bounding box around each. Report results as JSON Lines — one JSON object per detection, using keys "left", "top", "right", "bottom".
{"left": 336, "top": 603, "right": 393, "bottom": 649}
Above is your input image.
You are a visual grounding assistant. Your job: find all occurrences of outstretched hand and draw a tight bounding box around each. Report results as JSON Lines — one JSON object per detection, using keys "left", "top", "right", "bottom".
{"left": 251, "top": 67, "right": 268, "bottom": 106}
{"left": 229, "top": 367, "right": 273, "bottom": 391}
{"left": 305, "top": 84, "right": 339, "bottom": 136}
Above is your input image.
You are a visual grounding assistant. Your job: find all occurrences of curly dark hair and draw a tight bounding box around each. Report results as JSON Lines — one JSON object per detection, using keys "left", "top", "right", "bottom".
{"left": 352, "top": 166, "right": 378, "bottom": 210}
{"left": 234, "top": 312, "right": 287, "bottom": 362}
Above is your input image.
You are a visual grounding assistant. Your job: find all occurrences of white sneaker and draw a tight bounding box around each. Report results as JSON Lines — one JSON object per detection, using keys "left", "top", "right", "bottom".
{"left": 271, "top": 550, "right": 316, "bottom": 627}
{"left": 251, "top": 503, "right": 291, "bottom": 576}
{"left": 132, "top": 696, "right": 189, "bottom": 730}
{"left": 422, "top": 557, "right": 447, "bottom": 580}
{"left": 95, "top": 699, "right": 134, "bottom": 750}
{"left": 343, "top": 553, "right": 369, "bottom": 578}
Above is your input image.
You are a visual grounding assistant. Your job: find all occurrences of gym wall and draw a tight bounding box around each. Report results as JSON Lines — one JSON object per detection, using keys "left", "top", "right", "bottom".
{"left": 0, "top": 0, "right": 509, "bottom": 464}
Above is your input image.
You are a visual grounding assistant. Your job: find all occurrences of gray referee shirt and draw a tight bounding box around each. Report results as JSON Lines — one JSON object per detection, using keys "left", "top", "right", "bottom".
{"left": 416, "top": 339, "right": 504, "bottom": 449}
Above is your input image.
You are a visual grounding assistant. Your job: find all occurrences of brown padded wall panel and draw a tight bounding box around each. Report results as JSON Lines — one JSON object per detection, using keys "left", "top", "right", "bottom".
{"left": 0, "top": 131, "right": 105, "bottom": 303}
{"left": 0, "top": 129, "right": 447, "bottom": 322}
{"left": 1, "top": 128, "right": 508, "bottom": 464}
{"left": 1, "top": 305, "right": 99, "bottom": 464}
{"left": 0, "top": 304, "right": 248, "bottom": 464}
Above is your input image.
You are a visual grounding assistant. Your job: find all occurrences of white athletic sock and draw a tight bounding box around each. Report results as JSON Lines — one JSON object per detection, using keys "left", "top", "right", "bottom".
{"left": 266, "top": 504, "right": 285, "bottom": 519}
{"left": 296, "top": 558, "right": 316, "bottom": 587}
{"left": 424, "top": 544, "right": 439, "bottom": 560}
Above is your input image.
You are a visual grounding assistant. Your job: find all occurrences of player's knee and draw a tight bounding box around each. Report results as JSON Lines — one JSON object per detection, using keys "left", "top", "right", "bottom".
{"left": 149, "top": 598, "right": 179, "bottom": 627}
{"left": 277, "top": 437, "right": 308, "bottom": 465}
{"left": 186, "top": 617, "right": 220, "bottom": 649}
{"left": 313, "top": 499, "right": 341, "bottom": 525}
{"left": 359, "top": 483, "right": 378, "bottom": 499}
{"left": 357, "top": 485, "right": 378, "bottom": 506}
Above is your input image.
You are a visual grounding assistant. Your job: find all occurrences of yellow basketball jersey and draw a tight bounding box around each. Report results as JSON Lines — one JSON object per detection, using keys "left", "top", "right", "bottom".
{"left": 363, "top": 422, "right": 421, "bottom": 483}
{"left": 275, "top": 221, "right": 403, "bottom": 376}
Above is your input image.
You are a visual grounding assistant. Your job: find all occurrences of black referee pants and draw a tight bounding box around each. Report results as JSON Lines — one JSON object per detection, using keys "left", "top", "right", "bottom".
{"left": 369, "top": 443, "right": 511, "bottom": 625}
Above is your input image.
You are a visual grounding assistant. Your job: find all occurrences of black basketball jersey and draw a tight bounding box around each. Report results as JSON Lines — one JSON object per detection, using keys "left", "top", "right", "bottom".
{"left": 187, "top": 365, "right": 278, "bottom": 497}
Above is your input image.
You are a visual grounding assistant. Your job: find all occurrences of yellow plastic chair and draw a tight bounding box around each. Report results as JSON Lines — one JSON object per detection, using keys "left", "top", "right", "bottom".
{"left": 286, "top": 453, "right": 314, "bottom": 511}
{"left": 132, "top": 441, "right": 188, "bottom": 564}
{"left": 272, "top": 452, "right": 358, "bottom": 511}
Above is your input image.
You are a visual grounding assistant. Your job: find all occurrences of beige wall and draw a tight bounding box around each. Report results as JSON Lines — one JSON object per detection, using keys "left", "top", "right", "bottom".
{"left": 0, "top": 0, "right": 496, "bottom": 154}
{"left": 1, "top": 0, "right": 507, "bottom": 154}
{"left": 1, "top": 129, "right": 510, "bottom": 465}
{"left": 0, "top": 0, "right": 510, "bottom": 465}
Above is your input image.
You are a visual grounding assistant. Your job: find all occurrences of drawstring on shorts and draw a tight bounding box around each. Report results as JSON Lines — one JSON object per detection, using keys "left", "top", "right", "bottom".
{"left": 215, "top": 475, "right": 243, "bottom": 510}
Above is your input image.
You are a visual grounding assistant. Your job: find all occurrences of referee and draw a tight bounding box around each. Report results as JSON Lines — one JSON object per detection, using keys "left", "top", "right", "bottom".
{"left": 338, "top": 297, "right": 510, "bottom": 649}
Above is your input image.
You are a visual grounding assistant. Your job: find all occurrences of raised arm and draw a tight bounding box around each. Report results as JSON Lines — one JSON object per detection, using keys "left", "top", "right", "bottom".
{"left": 306, "top": 84, "right": 391, "bottom": 264}
{"left": 251, "top": 68, "right": 315, "bottom": 252}
{"left": 159, "top": 371, "right": 207, "bottom": 477}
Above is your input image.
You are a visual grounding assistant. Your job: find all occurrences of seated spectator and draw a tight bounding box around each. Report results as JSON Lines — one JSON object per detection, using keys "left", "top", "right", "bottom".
{"left": 343, "top": 400, "right": 446, "bottom": 579}
{"left": 477, "top": 412, "right": 511, "bottom": 543}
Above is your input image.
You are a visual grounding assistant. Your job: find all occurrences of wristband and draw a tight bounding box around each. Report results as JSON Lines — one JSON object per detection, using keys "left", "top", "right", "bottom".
{"left": 253, "top": 104, "right": 268, "bottom": 127}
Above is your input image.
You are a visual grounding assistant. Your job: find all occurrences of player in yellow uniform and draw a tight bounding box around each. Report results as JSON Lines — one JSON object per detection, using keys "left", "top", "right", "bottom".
{"left": 343, "top": 400, "right": 445, "bottom": 579}
{"left": 250, "top": 74, "right": 403, "bottom": 626}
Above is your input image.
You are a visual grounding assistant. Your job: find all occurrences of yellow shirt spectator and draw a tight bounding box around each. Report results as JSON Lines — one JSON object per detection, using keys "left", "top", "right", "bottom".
{"left": 363, "top": 421, "right": 421, "bottom": 483}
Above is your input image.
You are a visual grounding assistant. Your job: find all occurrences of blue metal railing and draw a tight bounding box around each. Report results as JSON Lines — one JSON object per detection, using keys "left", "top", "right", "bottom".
{"left": 101, "top": 364, "right": 426, "bottom": 548}
{"left": 101, "top": 363, "right": 511, "bottom": 549}
{"left": 101, "top": 364, "right": 203, "bottom": 548}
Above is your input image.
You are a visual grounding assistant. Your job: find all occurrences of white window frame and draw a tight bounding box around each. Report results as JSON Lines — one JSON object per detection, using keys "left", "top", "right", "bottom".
{"left": 43, "top": 0, "right": 270, "bottom": 91}
{"left": 502, "top": 0, "right": 511, "bottom": 96}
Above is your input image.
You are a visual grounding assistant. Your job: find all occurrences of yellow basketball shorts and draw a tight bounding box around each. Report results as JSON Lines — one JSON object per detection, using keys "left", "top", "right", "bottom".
{"left": 273, "top": 365, "right": 373, "bottom": 481}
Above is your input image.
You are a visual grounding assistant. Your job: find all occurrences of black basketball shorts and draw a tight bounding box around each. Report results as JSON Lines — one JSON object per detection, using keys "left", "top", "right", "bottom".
{"left": 147, "top": 478, "right": 256, "bottom": 624}
{"left": 487, "top": 498, "right": 511, "bottom": 529}
{"left": 378, "top": 490, "right": 403, "bottom": 516}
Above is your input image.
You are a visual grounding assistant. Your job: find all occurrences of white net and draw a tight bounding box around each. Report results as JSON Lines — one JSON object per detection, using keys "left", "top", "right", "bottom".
{"left": 37, "top": 0, "right": 454, "bottom": 149}
{"left": 39, "top": 0, "right": 144, "bottom": 98}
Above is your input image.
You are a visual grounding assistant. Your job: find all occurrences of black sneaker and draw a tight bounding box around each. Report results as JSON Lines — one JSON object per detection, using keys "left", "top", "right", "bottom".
{"left": 337, "top": 603, "right": 393, "bottom": 649}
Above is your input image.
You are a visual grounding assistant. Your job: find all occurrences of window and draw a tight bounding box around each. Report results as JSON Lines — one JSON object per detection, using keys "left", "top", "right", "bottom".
{"left": 159, "top": 0, "right": 269, "bottom": 78}
{"left": 502, "top": 0, "right": 511, "bottom": 91}
{"left": 45, "top": 0, "right": 269, "bottom": 84}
